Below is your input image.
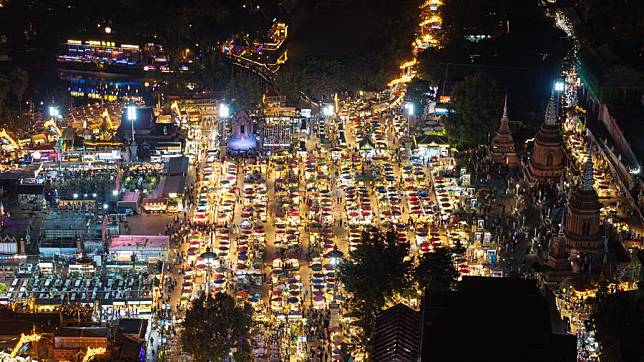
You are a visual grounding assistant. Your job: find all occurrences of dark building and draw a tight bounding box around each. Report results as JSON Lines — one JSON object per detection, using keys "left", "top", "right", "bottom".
{"left": 164, "top": 156, "right": 189, "bottom": 177}
{"left": 373, "top": 304, "right": 421, "bottom": 362}
{"left": 420, "top": 277, "right": 575, "bottom": 362}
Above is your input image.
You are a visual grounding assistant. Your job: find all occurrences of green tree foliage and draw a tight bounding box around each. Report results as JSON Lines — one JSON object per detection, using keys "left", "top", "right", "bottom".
{"left": 181, "top": 292, "right": 253, "bottom": 361}
{"left": 338, "top": 228, "right": 412, "bottom": 353}
{"left": 444, "top": 72, "right": 504, "bottom": 149}
{"left": 415, "top": 248, "right": 459, "bottom": 292}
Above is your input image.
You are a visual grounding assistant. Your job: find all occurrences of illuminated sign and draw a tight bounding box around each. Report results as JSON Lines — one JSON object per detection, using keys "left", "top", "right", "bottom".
{"left": 439, "top": 95, "right": 451, "bottom": 103}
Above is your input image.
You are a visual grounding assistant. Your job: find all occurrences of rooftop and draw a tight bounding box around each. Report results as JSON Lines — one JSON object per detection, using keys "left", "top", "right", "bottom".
{"left": 110, "top": 235, "right": 169, "bottom": 249}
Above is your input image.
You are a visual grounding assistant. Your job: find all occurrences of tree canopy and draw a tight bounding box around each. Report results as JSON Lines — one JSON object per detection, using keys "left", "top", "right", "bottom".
{"left": 415, "top": 248, "right": 459, "bottom": 292}
{"left": 181, "top": 292, "right": 253, "bottom": 361}
{"left": 338, "top": 228, "right": 412, "bottom": 354}
{"left": 592, "top": 290, "right": 644, "bottom": 361}
{"left": 444, "top": 72, "right": 504, "bottom": 149}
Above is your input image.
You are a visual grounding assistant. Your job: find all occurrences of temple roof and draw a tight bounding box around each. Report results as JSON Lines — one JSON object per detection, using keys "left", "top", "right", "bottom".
{"left": 492, "top": 95, "right": 514, "bottom": 144}
{"left": 544, "top": 92, "right": 559, "bottom": 126}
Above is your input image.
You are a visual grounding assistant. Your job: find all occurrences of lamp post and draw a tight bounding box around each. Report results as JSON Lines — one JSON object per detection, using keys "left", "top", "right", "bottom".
{"left": 326, "top": 244, "right": 344, "bottom": 305}
{"left": 404, "top": 102, "right": 414, "bottom": 145}
{"left": 126, "top": 105, "right": 138, "bottom": 162}
{"left": 200, "top": 247, "right": 218, "bottom": 296}
{"left": 126, "top": 105, "right": 137, "bottom": 142}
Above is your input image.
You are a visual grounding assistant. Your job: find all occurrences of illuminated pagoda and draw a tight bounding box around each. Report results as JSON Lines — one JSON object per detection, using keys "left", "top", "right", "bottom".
{"left": 549, "top": 145, "right": 602, "bottom": 271}
{"left": 227, "top": 111, "right": 257, "bottom": 155}
{"left": 527, "top": 93, "right": 565, "bottom": 182}
{"left": 490, "top": 96, "right": 519, "bottom": 167}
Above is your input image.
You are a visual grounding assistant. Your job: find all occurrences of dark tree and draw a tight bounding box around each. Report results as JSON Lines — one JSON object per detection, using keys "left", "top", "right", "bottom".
{"left": 338, "top": 228, "right": 412, "bottom": 354}
{"left": 9, "top": 67, "right": 28, "bottom": 113}
{"left": 592, "top": 290, "right": 644, "bottom": 361}
{"left": 224, "top": 74, "right": 263, "bottom": 111}
{"left": 181, "top": 292, "right": 253, "bottom": 361}
{"left": 405, "top": 78, "right": 432, "bottom": 117}
{"left": 415, "top": 248, "right": 459, "bottom": 291}
{"left": 444, "top": 72, "right": 504, "bottom": 149}
{"left": 417, "top": 47, "right": 447, "bottom": 86}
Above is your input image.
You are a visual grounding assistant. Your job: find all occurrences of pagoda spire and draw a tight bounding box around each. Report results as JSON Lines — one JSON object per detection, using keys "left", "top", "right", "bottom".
{"left": 583, "top": 142, "right": 594, "bottom": 191}
{"left": 499, "top": 94, "right": 510, "bottom": 133}
{"left": 558, "top": 210, "right": 566, "bottom": 238}
{"left": 544, "top": 91, "right": 559, "bottom": 126}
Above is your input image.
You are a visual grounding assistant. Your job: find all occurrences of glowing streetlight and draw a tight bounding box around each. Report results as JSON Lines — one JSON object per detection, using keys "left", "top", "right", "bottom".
{"left": 404, "top": 102, "right": 415, "bottom": 116}
{"left": 327, "top": 245, "right": 344, "bottom": 266}
{"left": 103, "top": 203, "right": 109, "bottom": 210}
{"left": 48, "top": 106, "right": 61, "bottom": 119}
{"left": 112, "top": 190, "right": 119, "bottom": 196}
{"left": 200, "top": 248, "right": 218, "bottom": 295}
{"left": 322, "top": 104, "right": 334, "bottom": 117}
{"left": 326, "top": 244, "right": 344, "bottom": 305}
{"left": 104, "top": 26, "right": 112, "bottom": 34}
{"left": 73, "top": 193, "right": 78, "bottom": 199}
{"left": 126, "top": 105, "right": 137, "bottom": 142}
{"left": 554, "top": 80, "right": 565, "bottom": 92}
{"left": 219, "top": 103, "right": 230, "bottom": 118}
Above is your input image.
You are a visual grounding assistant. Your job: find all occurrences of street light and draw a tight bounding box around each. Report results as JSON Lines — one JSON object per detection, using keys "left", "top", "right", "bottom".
{"left": 326, "top": 244, "right": 344, "bottom": 267}
{"left": 48, "top": 106, "right": 61, "bottom": 119}
{"left": 326, "top": 244, "right": 344, "bottom": 305}
{"left": 219, "top": 103, "right": 230, "bottom": 118}
{"left": 200, "top": 247, "right": 218, "bottom": 296}
{"left": 554, "top": 80, "right": 565, "bottom": 92}
{"left": 404, "top": 102, "right": 415, "bottom": 116}
{"left": 322, "top": 104, "right": 334, "bottom": 118}
{"left": 126, "top": 105, "right": 137, "bottom": 142}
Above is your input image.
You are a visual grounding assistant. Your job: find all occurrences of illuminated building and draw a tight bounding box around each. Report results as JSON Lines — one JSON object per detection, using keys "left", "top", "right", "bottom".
{"left": 563, "top": 148, "right": 603, "bottom": 261}
{"left": 221, "top": 21, "right": 288, "bottom": 71}
{"left": 227, "top": 111, "right": 258, "bottom": 154}
{"left": 527, "top": 93, "right": 565, "bottom": 182}
{"left": 58, "top": 39, "right": 168, "bottom": 73}
{"left": 259, "top": 101, "right": 303, "bottom": 150}
{"left": 549, "top": 146, "right": 603, "bottom": 271}
{"left": 490, "top": 97, "right": 519, "bottom": 167}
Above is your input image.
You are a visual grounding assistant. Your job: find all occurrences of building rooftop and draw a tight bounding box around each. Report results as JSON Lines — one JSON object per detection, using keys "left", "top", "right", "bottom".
{"left": 110, "top": 235, "right": 169, "bottom": 249}
{"left": 421, "top": 277, "right": 576, "bottom": 362}
{"left": 55, "top": 327, "right": 109, "bottom": 338}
